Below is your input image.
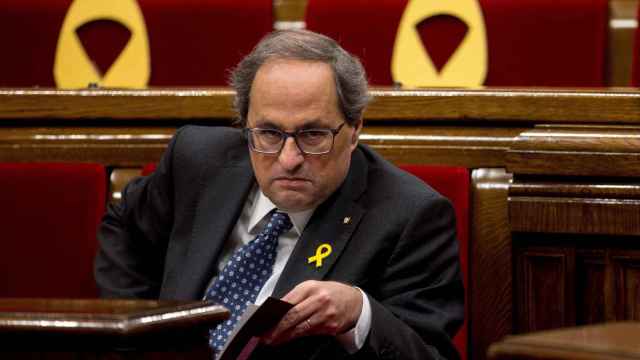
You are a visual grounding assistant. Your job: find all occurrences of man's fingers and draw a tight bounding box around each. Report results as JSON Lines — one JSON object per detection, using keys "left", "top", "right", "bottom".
{"left": 261, "top": 280, "right": 362, "bottom": 345}
{"left": 262, "top": 281, "right": 325, "bottom": 344}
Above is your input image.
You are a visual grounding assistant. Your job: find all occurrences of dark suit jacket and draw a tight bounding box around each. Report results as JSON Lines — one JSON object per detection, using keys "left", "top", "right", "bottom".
{"left": 96, "top": 125, "right": 464, "bottom": 360}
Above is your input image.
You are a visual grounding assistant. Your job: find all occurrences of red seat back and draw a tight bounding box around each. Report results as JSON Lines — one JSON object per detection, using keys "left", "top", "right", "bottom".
{"left": 0, "top": 0, "right": 273, "bottom": 87}
{"left": 306, "top": 0, "right": 608, "bottom": 86}
{"left": 398, "top": 165, "right": 470, "bottom": 360}
{"left": 0, "top": 163, "right": 106, "bottom": 298}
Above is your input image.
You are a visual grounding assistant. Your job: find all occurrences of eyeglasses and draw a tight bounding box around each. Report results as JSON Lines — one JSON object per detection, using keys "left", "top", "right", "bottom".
{"left": 244, "top": 123, "right": 346, "bottom": 155}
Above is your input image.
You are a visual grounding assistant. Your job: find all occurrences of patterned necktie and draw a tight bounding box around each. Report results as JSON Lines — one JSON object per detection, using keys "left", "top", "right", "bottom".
{"left": 205, "top": 210, "right": 293, "bottom": 353}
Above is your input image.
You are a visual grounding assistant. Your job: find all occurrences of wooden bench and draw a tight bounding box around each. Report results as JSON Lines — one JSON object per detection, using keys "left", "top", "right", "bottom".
{"left": 2, "top": 87, "right": 640, "bottom": 360}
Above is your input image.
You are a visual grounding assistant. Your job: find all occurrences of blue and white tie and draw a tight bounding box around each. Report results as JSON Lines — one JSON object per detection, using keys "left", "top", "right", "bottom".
{"left": 205, "top": 210, "right": 293, "bottom": 353}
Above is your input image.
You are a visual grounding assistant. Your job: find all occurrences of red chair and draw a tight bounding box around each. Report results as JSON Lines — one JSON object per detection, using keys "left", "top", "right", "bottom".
{"left": 0, "top": 163, "right": 106, "bottom": 298}
{"left": 0, "top": 0, "right": 273, "bottom": 87}
{"left": 306, "top": 0, "right": 608, "bottom": 86}
{"left": 398, "top": 165, "right": 469, "bottom": 360}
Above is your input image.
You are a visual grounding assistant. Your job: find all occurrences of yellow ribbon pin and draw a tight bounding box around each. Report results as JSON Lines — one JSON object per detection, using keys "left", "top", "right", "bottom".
{"left": 308, "top": 244, "right": 332, "bottom": 268}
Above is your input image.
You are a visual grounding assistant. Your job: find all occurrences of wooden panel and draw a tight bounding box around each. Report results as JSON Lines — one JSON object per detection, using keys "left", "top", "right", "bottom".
{"left": 274, "top": 0, "right": 308, "bottom": 22}
{"left": 516, "top": 246, "right": 574, "bottom": 333}
{"left": 576, "top": 250, "right": 608, "bottom": 325}
{"left": 488, "top": 322, "right": 640, "bottom": 360}
{"left": 612, "top": 253, "right": 640, "bottom": 320}
{"left": 607, "top": 0, "right": 639, "bottom": 86}
{"left": 471, "top": 168, "right": 513, "bottom": 360}
{"left": 0, "top": 89, "right": 235, "bottom": 121}
{"left": 0, "top": 125, "right": 524, "bottom": 168}
{"left": 365, "top": 88, "right": 640, "bottom": 123}
{"left": 0, "top": 127, "right": 175, "bottom": 167}
{"left": 506, "top": 125, "right": 640, "bottom": 177}
{"left": 6, "top": 88, "right": 640, "bottom": 123}
{"left": 509, "top": 196, "right": 640, "bottom": 235}
{"left": 510, "top": 181, "right": 640, "bottom": 199}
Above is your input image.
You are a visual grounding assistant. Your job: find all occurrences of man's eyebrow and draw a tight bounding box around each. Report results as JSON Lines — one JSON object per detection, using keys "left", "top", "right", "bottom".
{"left": 252, "top": 120, "right": 279, "bottom": 129}
{"left": 299, "top": 119, "right": 330, "bottom": 129}
{"left": 253, "top": 119, "right": 332, "bottom": 130}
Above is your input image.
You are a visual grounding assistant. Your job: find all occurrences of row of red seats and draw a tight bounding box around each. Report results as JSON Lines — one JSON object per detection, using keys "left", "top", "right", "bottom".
{"left": 0, "top": 0, "right": 627, "bottom": 87}
{"left": 0, "top": 162, "right": 469, "bottom": 358}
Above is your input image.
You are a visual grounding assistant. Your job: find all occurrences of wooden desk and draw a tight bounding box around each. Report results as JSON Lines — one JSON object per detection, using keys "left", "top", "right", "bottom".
{"left": 488, "top": 322, "right": 640, "bottom": 360}
{"left": 0, "top": 298, "right": 228, "bottom": 352}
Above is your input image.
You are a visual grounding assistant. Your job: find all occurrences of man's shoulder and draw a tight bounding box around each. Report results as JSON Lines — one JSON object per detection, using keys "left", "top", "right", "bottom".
{"left": 169, "top": 125, "right": 248, "bottom": 168}
{"left": 174, "top": 125, "right": 243, "bottom": 148}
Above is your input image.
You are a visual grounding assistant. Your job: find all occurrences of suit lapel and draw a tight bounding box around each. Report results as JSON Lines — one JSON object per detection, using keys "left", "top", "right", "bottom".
{"left": 175, "top": 147, "right": 255, "bottom": 299}
{"left": 272, "top": 148, "right": 368, "bottom": 297}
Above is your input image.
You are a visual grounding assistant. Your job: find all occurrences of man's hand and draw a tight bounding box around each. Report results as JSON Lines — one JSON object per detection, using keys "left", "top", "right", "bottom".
{"left": 261, "top": 280, "right": 362, "bottom": 346}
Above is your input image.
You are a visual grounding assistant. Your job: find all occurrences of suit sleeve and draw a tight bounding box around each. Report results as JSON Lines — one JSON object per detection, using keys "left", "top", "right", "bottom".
{"left": 94, "top": 129, "right": 182, "bottom": 299}
{"left": 361, "top": 196, "right": 464, "bottom": 360}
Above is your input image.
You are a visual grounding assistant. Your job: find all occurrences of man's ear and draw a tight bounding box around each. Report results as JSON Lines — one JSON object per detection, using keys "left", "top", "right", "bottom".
{"left": 351, "top": 118, "right": 363, "bottom": 146}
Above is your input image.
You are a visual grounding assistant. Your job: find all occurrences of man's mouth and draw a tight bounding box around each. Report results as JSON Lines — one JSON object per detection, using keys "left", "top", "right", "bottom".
{"left": 274, "top": 177, "right": 311, "bottom": 187}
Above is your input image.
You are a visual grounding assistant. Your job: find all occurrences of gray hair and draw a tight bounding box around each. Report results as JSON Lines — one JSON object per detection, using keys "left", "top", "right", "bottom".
{"left": 230, "top": 29, "right": 370, "bottom": 127}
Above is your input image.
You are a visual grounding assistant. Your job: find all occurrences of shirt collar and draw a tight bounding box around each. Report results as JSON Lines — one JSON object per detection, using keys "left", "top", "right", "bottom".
{"left": 248, "top": 188, "right": 315, "bottom": 236}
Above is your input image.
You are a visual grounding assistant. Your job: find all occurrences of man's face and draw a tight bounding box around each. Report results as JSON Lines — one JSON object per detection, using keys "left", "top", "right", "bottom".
{"left": 247, "top": 59, "right": 361, "bottom": 212}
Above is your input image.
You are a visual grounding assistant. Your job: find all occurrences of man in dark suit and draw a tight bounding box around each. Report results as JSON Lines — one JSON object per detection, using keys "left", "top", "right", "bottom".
{"left": 95, "top": 29, "right": 463, "bottom": 359}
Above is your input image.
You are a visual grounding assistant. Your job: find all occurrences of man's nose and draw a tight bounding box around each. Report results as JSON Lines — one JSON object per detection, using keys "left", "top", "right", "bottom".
{"left": 278, "top": 137, "right": 304, "bottom": 171}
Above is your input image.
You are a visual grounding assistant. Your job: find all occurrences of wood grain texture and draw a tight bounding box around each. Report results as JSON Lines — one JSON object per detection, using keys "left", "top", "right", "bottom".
{"left": 488, "top": 322, "right": 640, "bottom": 360}
{"left": 576, "top": 250, "right": 607, "bottom": 325}
{"left": 509, "top": 197, "right": 640, "bottom": 235}
{"left": 471, "top": 168, "right": 513, "bottom": 360}
{"left": 515, "top": 246, "right": 575, "bottom": 333}
{"left": 611, "top": 252, "right": 640, "bottom": 320}
{"left": 0, "top": 88, "right": 236, "bottom": 120}
{"left": 506, "top": 125, "right": 640, "bottom": 177}
{"left": 510, "top": 181, "right": 640, "bottom": 199}
{"left": 5, "top": 88, "right": 640, "bottom": 123}
{"left": 0, "top": 126, "right": 523, "bottom": 168}
{"left": 366, "top": 88, "right": 640, "bottom": 123}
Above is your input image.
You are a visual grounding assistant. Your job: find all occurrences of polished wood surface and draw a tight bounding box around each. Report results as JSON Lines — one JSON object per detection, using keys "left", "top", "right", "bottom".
{"left": 488, "top": 322, "right": 640, "bottom": 360}
{"left": 506, "top": 125, "right": 640, "bottom": 177}
{"left": 509, "top": 178, "right": 640, "bottom": 235}
{"left": 471, "top": 169, "right": 514, "bottom": 360}
{"left": 0, "top": 299, "right": 228, "bottom": 351}
{"left": 0, "top": 124, "right": 524, "bottom": 168}
{"left": 0, "top": 299, "right": 227, "bottom": 354}
{"left": 5, "top": 88, "right": 640, "bottom": 123}
{"left": 0, "top": 298, "right": 227, "bottom": 336}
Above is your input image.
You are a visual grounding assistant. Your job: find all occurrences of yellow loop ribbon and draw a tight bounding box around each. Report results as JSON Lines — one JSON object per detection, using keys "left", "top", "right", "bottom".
{"left": 392, "top": 0, "right": 487, "bottom": 87}
{"left": 308, "top": 244, "right": 332, "bottom": 268}
{"left": 54, "top": 0, "right": 150, "bottom": 89}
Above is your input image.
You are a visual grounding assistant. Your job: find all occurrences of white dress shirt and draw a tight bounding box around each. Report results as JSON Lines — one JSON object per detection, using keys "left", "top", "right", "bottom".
{"left": 208, "top": 185, "right": 371, "bottom": 353}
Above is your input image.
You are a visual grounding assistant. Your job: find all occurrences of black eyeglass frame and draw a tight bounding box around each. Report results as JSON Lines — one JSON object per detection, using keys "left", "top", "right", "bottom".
{"left": 244, "top": 122, "right": 347, "bottom": 155}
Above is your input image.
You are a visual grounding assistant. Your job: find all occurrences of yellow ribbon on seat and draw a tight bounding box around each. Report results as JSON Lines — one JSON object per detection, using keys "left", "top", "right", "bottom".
{"left": 392, "top": 0, "right": 487, "bottom": 87}
{"left": 54, "top": 0, "right": 150, "bottom": 89}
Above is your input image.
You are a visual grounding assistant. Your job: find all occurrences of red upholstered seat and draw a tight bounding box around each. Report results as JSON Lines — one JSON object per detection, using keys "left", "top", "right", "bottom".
{"left": 398, "top": 165, "right": 469, "bottom": 360}
{"left": 0, "top": 163, "right": 106, "bottom": 298}
{"left": 0, "top": 0, "right": 273, "bottom": 87}
{"left": 142, "top": 162, "right": 157, "bottom": 176}
{"left": 306, "top": 0, "right": 608, "bottom": 86}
